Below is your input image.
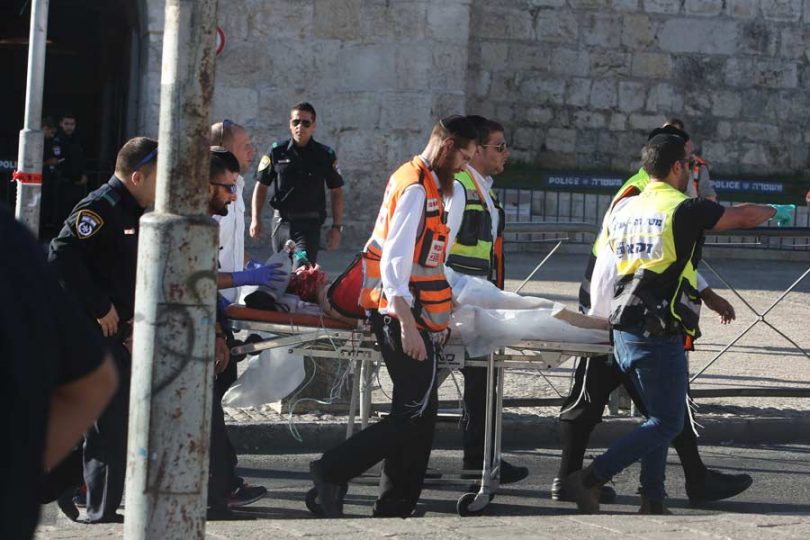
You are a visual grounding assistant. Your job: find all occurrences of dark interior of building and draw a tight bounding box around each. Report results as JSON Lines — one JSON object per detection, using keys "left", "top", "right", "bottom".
{"left": 1, "top": 0, "right": 139, "bottom": 211}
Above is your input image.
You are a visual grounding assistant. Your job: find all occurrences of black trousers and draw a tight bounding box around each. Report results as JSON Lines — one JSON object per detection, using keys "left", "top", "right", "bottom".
{"left": 83, "top": 340, "right": 130, "bottom": 522}
{"left": 558, "top": 354, "right": 698, "bottom": 474}
{"left": 318, "top": 311, "right": 439, "bottom": 514}
{"left": 208, "top": 346, "right": 242, "bottom": 508}
{"left": 271, "top": 214, "right": 322, "bottom": 263}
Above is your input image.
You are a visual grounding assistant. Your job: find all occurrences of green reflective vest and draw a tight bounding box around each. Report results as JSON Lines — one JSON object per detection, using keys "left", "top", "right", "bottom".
{"left": 607, "top": 181, "right": 702, "bottom": 340}
{"left": 446, "top": 169, "right": 505, "bottom": 287}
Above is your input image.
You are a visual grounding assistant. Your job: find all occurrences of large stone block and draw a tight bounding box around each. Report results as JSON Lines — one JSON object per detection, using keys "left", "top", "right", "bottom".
{"left": 582, "top": 12, "right": 623, "bottom": 48}
{"left": 658, "top": 19, "right": 739, "bottom": 55}
{"left": 313, "top": 0, "right": 361, "bottom": 40}
{"left": 336, "top": 129, "right": 386, "bottom": 166}
{"left": 739, "top": 19, "right": 778, "bottom": 56}
{"left": 621, "top": 14, "right": 656, "bottom": 48}
{"left": 628, "top": 113, "right": 663, "bottom": 130}
{"left": 545, "top": 128, "right": 577, "bottom": 153}
{"left": 427, "top": 1, "right": 471, "bottom": 44}
{"left": 324, "top": 91, "right": 382, "bottom": 130}
{"left": 217, "top": 0, "right": 250, "bottom": 41}
{"left": 748, "top": 60, "right": 800, "bottom": 88}
{"left": 433, "top": 92, "right": 467, "bottom": 117}
{"left": 378, "top": 92, "right": 433, "bottom": 131}
{"left": 248, "top": 0, "right": 314, "bottom": 40}
{"left": 212, "top": 87, "right": 259, "bottom": 126}
{"left": 568, "top": 0, "right": 611, "bottom": 8}
{"left": 760, "top": 0, "right": 803, "bottom": 22}
{"left": 618, "top": 81, "right": 647, "bottom": 112}
{"left": 589, "top": 79, "right": 618, "bottom": 109}
{"left": 513, "top": 127, "right": 547, "bottom": 151}
{"left": 740, "top": 143, "right": 769, "bottom": 165}
{"left": 395, "top": 44, "right": 435, "bottom": 92}
{"left": 573, "top": 111, "right": 608, "bottom": 129}
{"left": 683, "top": 91, "right": 712, "bottom": 115}
{"left": 479, "top": 41, "right": 509, "bottom": 68}
{"left": 337, "top": 44, "right": 398, "bottom": 91}
{"left": 645, "top": 82, "right": 681, "bottom": 113}
{"left": 711, "top": 91, "right": 742, "bottom": 118}
{"left": 642, "top": 0, "right": 681, "bottom": 14}
{"left": 359, "top": 1, "right": 428, "bottom": 42}
{"left": 535, "top": 10, "right": 579, "bottom": 43}
{"left": 610, "top": 113, "right": 628, "bottom": 131}
{"left": 526, "top": 106, "right": 554, "bottom": 124}
{"left": 472, "top": 70, "right": 492, "bottom": 98}
{"left": 566, "top": 78, "right": 593, "bottom": 106}
{"left": 779, "top": 25, "right": 810, "bottom": 60}
{"left": 612, "top": 0, "right": 641, "bottom": 11}
{"left": 591, "top": 51, "right": 632, "bottom": 77}
{"left": 528, "top": 0, "right": 566, "bottom": 6}
{"left": 550, "top": 48, "right": 591, "bottom": 77}
{"left": 262, "top": 39, "right": 318, "bottom": 88}
{"left": 430, "top": 44, "right": 469, "bottom": 91}
{"left": 727, "top": 0, "right": 758, "bottom": 18}
{"left": 631, "top": 52, "right": 673, "bottom": 78}
{"left": 473, "top": 5, "right": 535, "bottom": 40}
{"left": 735, "top": 122, "right": 781, "bottom": 142}
{"left": 519, "top": 75, "right": 567, "bottom": 104}
{"left": 684, "top": 0, "right": 723, "bottom": 16}
{"left": 716, "top": 120, "right": 732, "bottom": 139}
{"left": 672, "top": 55, "right": 727, "bottom": 92}
{"left": 507, "top": 43, "right": 552, "bottom": 71}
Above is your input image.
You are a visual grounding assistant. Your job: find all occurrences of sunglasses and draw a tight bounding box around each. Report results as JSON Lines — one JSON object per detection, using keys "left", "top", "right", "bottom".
{"left": 210, "top": 181, "right": 238, "bottom": 194}
{"left": 481, "top": 141, "right": 508, "bottom": 153}
{"left": 291, "top": 119, "right": 313, "bottom": 128}
{"left": 134, "top": 148, "right": 158, "bottom": 170}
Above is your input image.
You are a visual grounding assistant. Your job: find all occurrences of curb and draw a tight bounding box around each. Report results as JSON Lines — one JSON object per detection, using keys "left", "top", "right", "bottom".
{"left": 227, "top": 414, "right": 810, "bottom": 454}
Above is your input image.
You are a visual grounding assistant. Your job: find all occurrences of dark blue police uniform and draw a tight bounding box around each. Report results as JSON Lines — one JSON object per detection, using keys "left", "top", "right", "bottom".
{"left": 48, "top": 176, "right": 143, "bottom": 523}
{"left": 256, "top": 138, "right": 343, "bottom": 263}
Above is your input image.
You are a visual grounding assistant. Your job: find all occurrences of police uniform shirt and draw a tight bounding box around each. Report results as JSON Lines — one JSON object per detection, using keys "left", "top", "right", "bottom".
{"left": 1, "top": 207, "right": 105, "bottom": 540}
{"left": 256, "top": 138, "right": 343, "bottom": 219}
{"left": 48, "top": 176, "right": 144, "bottom": 323}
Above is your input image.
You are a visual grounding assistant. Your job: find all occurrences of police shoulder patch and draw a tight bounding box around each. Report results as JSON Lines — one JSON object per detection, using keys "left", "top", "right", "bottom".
{"left": 76, "top": 209, "right": 104, "bottom": 239}
{"left": 257, "top": 154, "right": 272, "bottom": 172}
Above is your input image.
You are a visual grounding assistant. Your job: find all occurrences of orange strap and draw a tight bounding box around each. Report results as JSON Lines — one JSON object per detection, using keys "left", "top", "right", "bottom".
{"left": 12, "top": 170, "right": 43, "bottom": 185}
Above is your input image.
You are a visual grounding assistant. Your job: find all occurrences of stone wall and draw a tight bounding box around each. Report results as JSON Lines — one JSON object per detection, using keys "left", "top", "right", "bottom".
{"left": 139, "top": 0, "right": 809, "bottom": 238}
{"left": 467, "top": 0, "right": 810, "bottom": 178}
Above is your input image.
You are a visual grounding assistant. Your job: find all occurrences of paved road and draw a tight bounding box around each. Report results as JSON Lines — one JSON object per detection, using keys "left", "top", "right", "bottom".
{"left": 37, "top": 443, "right": 810, "bottom": 538}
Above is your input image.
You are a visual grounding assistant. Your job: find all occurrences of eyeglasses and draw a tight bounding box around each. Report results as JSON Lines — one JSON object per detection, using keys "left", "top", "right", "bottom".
{"left": 291, "top": 119, "right": 313, "bottom": 128}
{"left": 210, "top": 181, "right": 237, "bottom": 194}
{"left": 134, "top": 148, "right": 158, "bottom": 170}
{"left": 481, "top": 142, "right": 508, "bottom": 153}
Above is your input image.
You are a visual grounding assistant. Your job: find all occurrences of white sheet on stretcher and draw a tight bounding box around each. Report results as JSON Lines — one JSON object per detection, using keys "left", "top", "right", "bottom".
{"left": 446, "top": 268, "right": 610, "bottom": 356}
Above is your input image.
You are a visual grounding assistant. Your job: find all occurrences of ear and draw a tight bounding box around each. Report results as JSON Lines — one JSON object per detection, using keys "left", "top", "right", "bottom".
{"left": 130, "top": 170, "right": 143, "bottom": 187}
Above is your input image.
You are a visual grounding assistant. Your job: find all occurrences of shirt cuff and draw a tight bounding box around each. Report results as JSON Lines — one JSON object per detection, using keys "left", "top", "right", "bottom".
{"left": 696, "top": 272, "right": 709, "bottom": 292}
{"left": 382, "top": 287, "right": 414, "bottom": 307}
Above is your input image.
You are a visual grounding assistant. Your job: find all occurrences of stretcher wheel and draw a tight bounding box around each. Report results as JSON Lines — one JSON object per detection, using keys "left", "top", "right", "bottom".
{"left": 305, "top": 487, "right": 323, "bottom": 515}
{"left": 456, "top": 492, "right": 488, "bottom": 517}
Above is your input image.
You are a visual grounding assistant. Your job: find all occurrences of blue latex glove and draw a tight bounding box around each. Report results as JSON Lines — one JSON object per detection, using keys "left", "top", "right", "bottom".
{"left": 768, "top": 204, "right": 795, "bottom": 227}
{"left": 231, "top": 263, "right": 285, "bottom": 287}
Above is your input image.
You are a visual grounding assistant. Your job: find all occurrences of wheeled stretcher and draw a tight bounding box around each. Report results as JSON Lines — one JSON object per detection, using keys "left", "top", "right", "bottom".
{"left": 225, "top": 304, "right": 612, "bottom": 516}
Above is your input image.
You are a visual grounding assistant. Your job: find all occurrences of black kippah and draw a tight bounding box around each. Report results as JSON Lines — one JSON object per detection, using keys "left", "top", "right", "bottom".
{"left": 647, "top": 125, "right": 690, "bottom": 142}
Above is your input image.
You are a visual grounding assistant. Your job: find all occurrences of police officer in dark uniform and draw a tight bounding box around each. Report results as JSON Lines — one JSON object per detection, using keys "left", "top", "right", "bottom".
{"left": 250, "top": 102, "right": 344, "bottom": 263}
{"left": 48, "top": 136, "right": 158, "bottom": 524}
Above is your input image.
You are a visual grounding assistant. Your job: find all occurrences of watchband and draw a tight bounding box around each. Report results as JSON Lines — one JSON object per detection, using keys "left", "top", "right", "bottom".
{"left": 331, "top": 224, "right": 344, "bottom": 232}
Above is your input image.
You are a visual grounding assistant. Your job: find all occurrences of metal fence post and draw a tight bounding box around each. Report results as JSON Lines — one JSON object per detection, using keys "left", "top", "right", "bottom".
{"left": 14, "top": 0, "right": 49, "bottom": 233}
{"left": 124, "top": 1, "right": 219, "bottom": 538}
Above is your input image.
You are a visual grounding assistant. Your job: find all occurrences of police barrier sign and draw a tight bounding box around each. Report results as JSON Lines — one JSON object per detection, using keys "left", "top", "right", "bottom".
{"left": 541, "top": 172, "right": 784, "bottom": 194}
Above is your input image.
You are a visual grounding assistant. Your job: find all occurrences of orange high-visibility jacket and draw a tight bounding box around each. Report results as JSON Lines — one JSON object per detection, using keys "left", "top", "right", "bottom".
{"left": 359, "top": 157, "right": 452, "bottom": 332}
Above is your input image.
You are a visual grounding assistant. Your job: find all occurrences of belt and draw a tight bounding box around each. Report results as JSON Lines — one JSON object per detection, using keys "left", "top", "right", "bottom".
{"left": 274, "top": 209, "right": 321, "bottom": 220}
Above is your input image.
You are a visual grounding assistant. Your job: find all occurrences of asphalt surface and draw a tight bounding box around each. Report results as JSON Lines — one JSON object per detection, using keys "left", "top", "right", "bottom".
{"left": 37, "top": 444, "right": 810, "bottom": 538}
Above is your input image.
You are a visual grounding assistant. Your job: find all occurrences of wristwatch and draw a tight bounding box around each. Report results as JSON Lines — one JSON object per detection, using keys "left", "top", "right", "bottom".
{"left": 331, "top": 224, "right": 344, "bottom": 233}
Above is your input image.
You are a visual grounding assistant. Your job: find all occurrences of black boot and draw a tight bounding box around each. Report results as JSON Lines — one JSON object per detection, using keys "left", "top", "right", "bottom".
{"left": 551, "top": 477, "right": 617, "bottom": 503}
{"left": 309, "top": 460, "right": 345, "bottom": 518}
{"left": 686, "top": 469, "right": 753, "bottom": 503}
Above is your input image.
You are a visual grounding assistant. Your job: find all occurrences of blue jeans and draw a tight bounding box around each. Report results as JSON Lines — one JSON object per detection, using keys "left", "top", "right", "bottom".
{"left": 592, "top": 329, "right": 688, "bottom": 501}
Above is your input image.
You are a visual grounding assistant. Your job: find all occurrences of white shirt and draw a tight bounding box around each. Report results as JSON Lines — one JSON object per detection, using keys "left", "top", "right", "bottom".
{"left": 591, "top": 198, "right": 708, "bottom": 318}
{"left": 444, "top": 164, "right": 500, "bottom": 255}
{"left": 213, "top": 174, "right": 246, "bottom": 303}
{"left": 378, "top": 157, "right": 441, "bottom": 313}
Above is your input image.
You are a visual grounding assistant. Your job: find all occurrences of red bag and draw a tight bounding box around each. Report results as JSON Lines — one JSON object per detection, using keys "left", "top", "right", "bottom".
{"left": 327, "top": 253, "right": 367, "bottom": 320}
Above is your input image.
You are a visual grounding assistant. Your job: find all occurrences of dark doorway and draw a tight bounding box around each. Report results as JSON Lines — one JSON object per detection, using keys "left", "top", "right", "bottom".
{"left": 1, "top": 0, "right": 141, "bottom": 212}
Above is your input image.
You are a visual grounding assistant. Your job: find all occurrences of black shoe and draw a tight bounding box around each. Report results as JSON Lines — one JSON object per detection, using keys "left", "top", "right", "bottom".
{"left": 226, "top": 483, "right": 267, "bottom": 508}
{"left": 686, "top": 469, "right": 753, "bottom": 503}
{"left": 462, "top": 459, "right": 528, "bottom": 485}
{"left": 639, "top": 497, "right": 672, "bottom": 515}
{"left": 56, "top": 491, "right": 79, "bottom": 521}
{"left": 551, "top": 476, "right": 617, "bottom": 504}
{"left": 83, "top": 513, "right": 124, "bottom": 524}
{"left": 309, "top": 460, "right": 344, "bottom": 518}
{"left": 372, "top": 499, "right": 414, "bottom": 518}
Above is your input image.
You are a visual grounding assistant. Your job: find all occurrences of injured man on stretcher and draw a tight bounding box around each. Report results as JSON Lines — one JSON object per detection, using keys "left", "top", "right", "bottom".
{"left": 220, "top": 260, "right": 610, "bottom": 409}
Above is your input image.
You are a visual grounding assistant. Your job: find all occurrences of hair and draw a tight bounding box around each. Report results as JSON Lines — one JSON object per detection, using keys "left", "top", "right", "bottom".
{"left": 210, "top": 146, "right": 240, "bottom": 173}
{"left": 641, "top": 134, "right": 686, "bottom": 180}
{"left": 59, "top": 112, "right": 76, "bottom": 122}
{"left": 209, "top": 154, "right": 230, "bottom": 182}
{"left": 42, "top": 116, "right": 57, "bottom": 129}
{"left": 465, "top": 115, "right": 505, "bottom": 145}
{"left": 290, "top": 102, "right": 317, "bottom": 120}
{"left": 210, "top": 119, "right": 243, "bottom": 147}
{"left": 429, "top": 115, "right": 478, "bottom": 148}
{"left": 115, "top": 137, "right": 158, "bottom": 177}
{"left": 665, "top": 117, "right": 685, "bottom": 131}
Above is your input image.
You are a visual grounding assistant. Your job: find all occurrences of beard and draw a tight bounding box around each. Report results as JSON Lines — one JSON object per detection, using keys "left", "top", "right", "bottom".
{"left": 209, "top": 200, "right": 229, "bottom": 216}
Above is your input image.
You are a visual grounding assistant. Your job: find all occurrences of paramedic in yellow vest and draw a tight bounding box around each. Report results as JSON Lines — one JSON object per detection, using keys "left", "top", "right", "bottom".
{"left": 308, "top": 116, "right": 478, "bottom": 518}
{"left": 564, "top": 134, "right": 779, "bottom": 515}
{"left": 442, "top": 115, "right": 528, "bottom": 486}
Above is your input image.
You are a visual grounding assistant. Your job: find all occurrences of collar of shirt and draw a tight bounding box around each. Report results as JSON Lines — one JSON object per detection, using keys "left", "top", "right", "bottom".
{"left": 467, "top": 164, "right": 494, "bottom": 193}
{"left": 287, "top": 137, "right": 317, "bottom": 153}
{"left": 108, "top": 175, "right": 145, "bottom": 217}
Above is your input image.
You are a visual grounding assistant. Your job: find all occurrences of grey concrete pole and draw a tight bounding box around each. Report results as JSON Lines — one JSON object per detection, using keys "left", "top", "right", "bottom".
{"left": 14, "top": 0, "right": 49, "bottom": 233}
{"left": 124, "top": 1, "right": 219, "bottom": 538}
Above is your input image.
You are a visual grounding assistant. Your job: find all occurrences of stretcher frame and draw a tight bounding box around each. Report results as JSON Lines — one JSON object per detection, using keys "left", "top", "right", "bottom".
{"left": 228, "top": 314, "right": 611, "bottom": 516}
